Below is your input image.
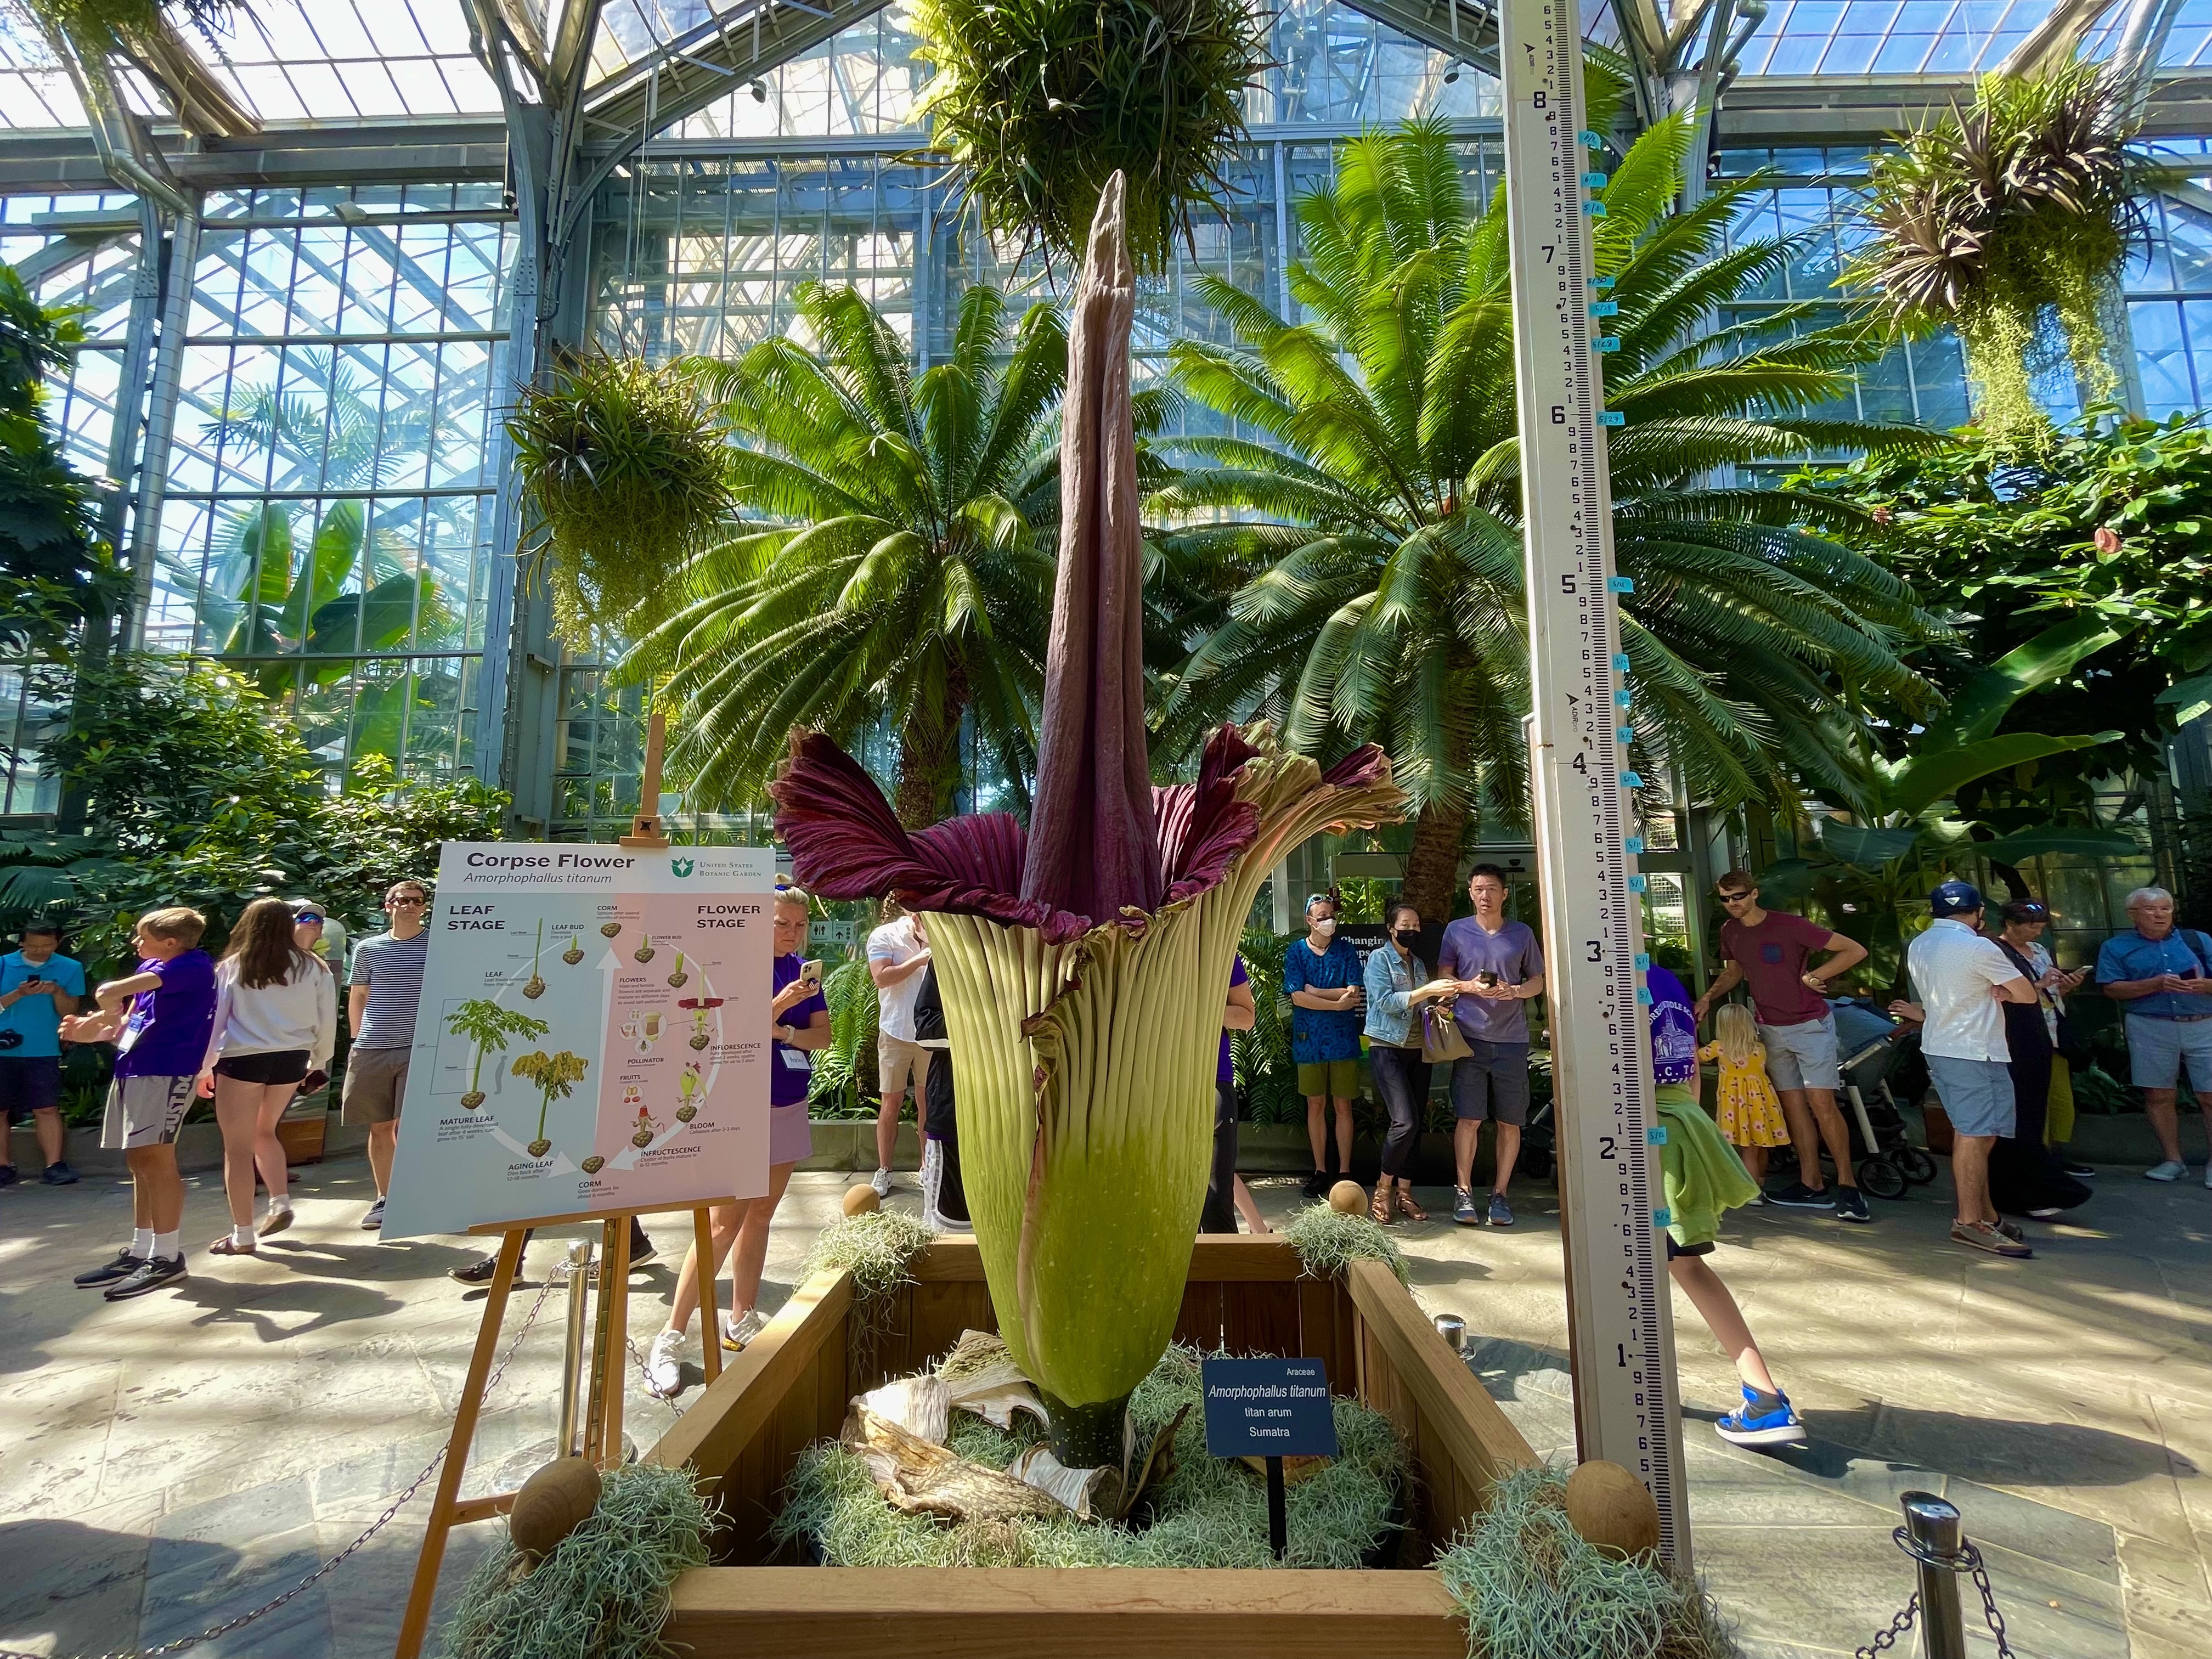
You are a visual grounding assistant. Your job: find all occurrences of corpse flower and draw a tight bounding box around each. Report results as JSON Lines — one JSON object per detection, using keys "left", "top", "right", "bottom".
{"left": 772, "top": 174, "right": 1404, "bottom": 1467}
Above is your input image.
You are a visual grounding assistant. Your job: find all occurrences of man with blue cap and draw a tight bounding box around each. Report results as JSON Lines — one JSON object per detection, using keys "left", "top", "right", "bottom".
{"left": 1904, "top": 881, "right": 2039, "bottom": 1257}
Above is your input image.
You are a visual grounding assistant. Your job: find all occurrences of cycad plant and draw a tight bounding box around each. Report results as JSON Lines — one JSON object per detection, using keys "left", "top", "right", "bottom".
{"left": 1154, "top": 114, "right": 1943, "bottom": 917}
{"left": 624, "top": 283, "right": 1069, "bottom": 825}
{"left": 1849, "top": 64, "right": 2148, "bottom": 437}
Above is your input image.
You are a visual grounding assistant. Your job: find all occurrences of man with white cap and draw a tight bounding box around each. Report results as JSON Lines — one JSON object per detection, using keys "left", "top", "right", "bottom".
{"left": 1903, "top": 881, "right": 2039, "bottom": 1258}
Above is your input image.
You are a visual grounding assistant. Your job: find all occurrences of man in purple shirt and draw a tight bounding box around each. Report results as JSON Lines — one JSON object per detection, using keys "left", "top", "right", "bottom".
{"left": 62, "top": 907, "right": 217, "bottom": 1301}
{"left": 1694, "top": 871, "right": 1871, "bottom": 1222}
{"left": 1436, "top": 865, "right": 1545, "bottom": 1228}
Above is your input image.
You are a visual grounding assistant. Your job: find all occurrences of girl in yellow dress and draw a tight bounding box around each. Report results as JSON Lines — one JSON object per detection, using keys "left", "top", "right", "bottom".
{"left": 1700, "top": 1003, "right": 1792, "bottom": 1184}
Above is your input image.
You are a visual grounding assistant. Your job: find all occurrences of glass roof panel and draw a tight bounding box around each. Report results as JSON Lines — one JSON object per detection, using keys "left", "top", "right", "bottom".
{"left": 195, "top": 0, "right": 503, "bottom": 122}
{"left": 2083, "top": 0, "right": 2212, "bottom": 67}
{"left": 1736, "top": 0, "right": 2052, "bottom": 76}
{"left": 1, "top": 10, "right": 89, "bottom": 128}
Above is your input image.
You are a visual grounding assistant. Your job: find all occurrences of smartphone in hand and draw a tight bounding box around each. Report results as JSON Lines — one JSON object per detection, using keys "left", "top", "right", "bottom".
{"left": 800, "top": 959, "right": 823, "bottom": 988}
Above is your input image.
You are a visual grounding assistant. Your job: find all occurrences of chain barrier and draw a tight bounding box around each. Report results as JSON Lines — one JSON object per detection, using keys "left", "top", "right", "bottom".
{"left": 0, "top": 1274, "right": 561, "bottom": 1659}
{"left": 1852, "top": 1506, "right": 2017, "bottom": 1659}
{"left": 1852, "top": 1591, "right": 1919, "bottom": 1659}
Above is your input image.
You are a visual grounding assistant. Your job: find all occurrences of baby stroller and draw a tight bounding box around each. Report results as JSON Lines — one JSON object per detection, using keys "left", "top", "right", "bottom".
{"left": 1835, "top": 1012, "right": 1939, "bottom": 1200}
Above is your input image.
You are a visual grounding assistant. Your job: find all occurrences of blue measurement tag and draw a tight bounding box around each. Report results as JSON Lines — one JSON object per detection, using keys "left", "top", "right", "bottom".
{"left": 1620, "top": 770, "right": 1644, "bottom": 789}
{"left": 1636, "top": 986, "right": 1652, "bottom": 1005}
{"left": 1201, "top": 1357, "right": 1339, "bottom": 1458}
{"left": 1584, "top": 202, "right": 1608, "bottom": 217}
{"left": 1596, "top": 335, "right": 1620, "bottom": 351}
{"left": 1579, "top": 129, "right": 1604, "bottom": 148}
{"left": 1634, "top": 952, "right": 1650, "bottom": 970}
{"left": 1617, "top": 726, "right": 1635, "bottom": 746}
{"left": 1581, "top": 171, "right": 1607, "bottom": 189}
{"left": 1628, "top": 874, "right": 1647, "bottom": 893}
{"left": 1590, "top": 300, "right": 1618, "bottom": 317}
{"left": 1608, "top": 577, "right": 1634, "bottom": 593}
{"left": 1592, "top": 275, "right": 1615, "bottom": 289}
{"left": 1648, "top": 1125, "right": 1668, "bottom": 1145}
{"left": 1612, "top": 653, "right": 1630, "bottom": 673}
{"left": 1599, "top": 410, "right": 1624, "bottom": 426}
{"left": 1625, "top": 836, "right": 1644, "bottom": 853}
{"left": 1652, "top": 1207, "right": 1672, "bottom": 1228}
{"left": 1614, "top": 690, "right": 1632, "bottom": 708}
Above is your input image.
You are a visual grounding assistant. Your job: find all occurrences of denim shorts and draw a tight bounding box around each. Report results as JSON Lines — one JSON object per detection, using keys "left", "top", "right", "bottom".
{"left": 1758, "top": 1012, "right": 1840, "bottom": 1093}
{"left": 1925, "top": 1053, "right": 2016, "bottom": 1139}
{"left": 1451, "top": 1041, "right": 1530, "bottom": 1125}
{"left": 2124, "top": 1012, "right": 2212, "bottom": 1093}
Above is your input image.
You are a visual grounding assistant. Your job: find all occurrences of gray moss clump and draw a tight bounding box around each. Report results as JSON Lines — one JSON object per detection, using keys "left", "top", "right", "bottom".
{"left": 800, "top": 1207, "right": 938, "bottom": 1298}
{"left": 441, "top": 1462, "right": 714, "bottom": 1659}
{"left": 1437, "top": 1466, "right": 1736, "bottom": 1659}
{"left": 775, "top": 1345, "right": 1406, "bottom": 1568}
{"left": 1281, "top": 1202, "right": 1410, "bottom": 1285}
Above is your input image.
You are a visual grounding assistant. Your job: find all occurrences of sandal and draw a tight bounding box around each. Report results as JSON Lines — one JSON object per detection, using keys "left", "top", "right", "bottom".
{"left": 207, "top": 1235, "right": 257, "bottom": 1255}
{"left": 1396, "top": 1188, "right": 1430, "bottom": 1223}
{"left": 1368, "top": 1183, "right": 1395, "bottom": 1226}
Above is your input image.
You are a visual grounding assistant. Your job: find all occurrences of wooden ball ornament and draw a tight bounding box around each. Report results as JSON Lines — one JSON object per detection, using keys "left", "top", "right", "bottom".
{"left": 509, "top": 1457, "right": 601, "bottom": 1560}
{"left": 1328, "top": 1180, "right": 1367, "bottom": 1216}
{"left": 843, "top": 1183, "right": 882, "bottom": 1217}
{"left": 1565, "top": 1458, "right": 1661, "bottom": 1560}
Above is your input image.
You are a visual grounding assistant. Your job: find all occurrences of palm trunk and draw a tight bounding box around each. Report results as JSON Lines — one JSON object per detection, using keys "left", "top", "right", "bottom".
{"left": 893, "top": 660, "right": 970, "bottom": 828}
{"left": 1401, "top": 798, "right": 1468, "bottom": 923}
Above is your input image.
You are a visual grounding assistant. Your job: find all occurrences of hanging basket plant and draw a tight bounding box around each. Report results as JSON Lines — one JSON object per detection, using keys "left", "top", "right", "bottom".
{"left": 28, "top": 0, "right": 240, "bottom": 52}
{"left": 911, "top": 0, "right": 1270, "bottom": 273}
{"left": 1849, "top": 64, "right": 2148, "bottom": 439}
{"left": 506, "top": 353, "right": 736, "bottom": 642}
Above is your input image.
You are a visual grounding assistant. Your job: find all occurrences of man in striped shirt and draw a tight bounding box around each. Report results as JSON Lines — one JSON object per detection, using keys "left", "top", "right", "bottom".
{"left": 343, "top": 879, "right": 429, "bottom": 1231}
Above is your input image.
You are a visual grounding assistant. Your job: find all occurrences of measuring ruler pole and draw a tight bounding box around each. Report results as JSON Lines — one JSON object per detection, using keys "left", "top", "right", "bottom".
{"left": 1500, "top": 0, "right": 1689, "bottom": 1562}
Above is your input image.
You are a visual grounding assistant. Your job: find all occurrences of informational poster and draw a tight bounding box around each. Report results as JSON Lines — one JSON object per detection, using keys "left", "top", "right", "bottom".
{"left": 379, "top": 842, "right": 775, "bottom": 1239}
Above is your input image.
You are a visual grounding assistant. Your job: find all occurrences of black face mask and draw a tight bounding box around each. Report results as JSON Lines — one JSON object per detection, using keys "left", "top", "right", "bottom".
{"left": 1392, "top": 928, "right": 1420, "bottom": 949}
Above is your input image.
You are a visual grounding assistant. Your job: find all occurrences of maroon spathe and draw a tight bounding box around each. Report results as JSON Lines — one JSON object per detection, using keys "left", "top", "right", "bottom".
{"left": 1018, "top": 172, "right": 1164, "bottom": 922}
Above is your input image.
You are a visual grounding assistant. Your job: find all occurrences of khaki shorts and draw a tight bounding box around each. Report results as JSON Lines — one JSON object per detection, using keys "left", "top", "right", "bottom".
{"left": 1297, "top": 1058, "right": 1362, "bottom": 1099}
{"left": 341, "top": 1045, "right": 411, "bottom": 1126}
{"left": 101, "top": 1074, "right": 194, "bottom": 1150}
{"left": 878, "top": 1034, "right": 931, "bottom": 1110}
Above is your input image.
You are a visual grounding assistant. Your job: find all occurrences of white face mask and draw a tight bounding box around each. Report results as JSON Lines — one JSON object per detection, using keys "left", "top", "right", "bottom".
{"left": 1310, "top": 917, "right": 1337, "bottom": 938}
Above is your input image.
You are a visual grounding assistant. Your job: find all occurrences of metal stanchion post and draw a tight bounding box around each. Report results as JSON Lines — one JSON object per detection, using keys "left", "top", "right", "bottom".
{"left": 557, "top": 1241, "right": 594, "bottom": 1458}
{"left": 1899, "top": 1492, "right": 1969, "bottom": 1659}
{"left": 1433, "top": 1314, "right": 1468, "bottom": 1355}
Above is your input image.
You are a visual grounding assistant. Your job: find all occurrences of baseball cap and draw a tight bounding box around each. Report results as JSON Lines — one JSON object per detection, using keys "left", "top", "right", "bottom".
{"left": 1928, "top": 881, "right": 1984, "bottom": 918}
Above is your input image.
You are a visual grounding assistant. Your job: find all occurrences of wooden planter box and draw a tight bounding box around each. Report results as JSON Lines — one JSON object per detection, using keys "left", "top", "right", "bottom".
{"left": 645, "top": 1235, "right": 1536, "bottom": 1658}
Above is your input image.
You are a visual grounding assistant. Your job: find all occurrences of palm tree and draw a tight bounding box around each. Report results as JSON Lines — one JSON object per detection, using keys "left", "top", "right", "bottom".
{"left": 1153, "top": 114, "right": 1946, "bottom": 918}
{"left": 628, "top": 281, "right": 1069, "bottom": 826}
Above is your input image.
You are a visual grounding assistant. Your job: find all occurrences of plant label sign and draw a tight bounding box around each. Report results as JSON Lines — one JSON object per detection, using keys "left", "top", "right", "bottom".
{"left": 1199, "top": 1357, "right": 1339, "bottom": 1459}
{"left": 379, "top": 842, "right": 776, "bottom": 1238}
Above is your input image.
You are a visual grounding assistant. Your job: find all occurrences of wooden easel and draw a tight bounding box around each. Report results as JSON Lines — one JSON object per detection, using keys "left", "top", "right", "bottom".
{"left": 619, "top": 709, "right": 671, "bottom": 850}
{"left": 392, "top": 1200, "right": 726, "bottom": 1659}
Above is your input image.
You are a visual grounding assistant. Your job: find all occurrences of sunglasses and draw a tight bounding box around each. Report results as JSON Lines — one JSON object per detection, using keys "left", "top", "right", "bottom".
{"left": 294, "top": 912, "right": 325, "bottom": 926}
{"left": 1717, "top": 891, "right": 1754, "bottom": 904}
{"left": 386, "top": 895, "right": 426, "bottom": 906}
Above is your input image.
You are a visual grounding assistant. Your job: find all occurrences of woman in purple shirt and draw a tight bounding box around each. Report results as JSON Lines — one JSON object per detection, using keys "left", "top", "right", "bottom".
{"left": 647, "top": 888, "right": 830, "bottom": 1395}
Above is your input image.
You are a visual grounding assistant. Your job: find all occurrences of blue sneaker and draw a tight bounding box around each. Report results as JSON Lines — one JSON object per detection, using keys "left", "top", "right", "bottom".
{"left": 1453, "top": 1187, "right": 1482, "bottom": 1225}
{"left": 1713, "top": 1385, "right": 1807, "bottom": 1448}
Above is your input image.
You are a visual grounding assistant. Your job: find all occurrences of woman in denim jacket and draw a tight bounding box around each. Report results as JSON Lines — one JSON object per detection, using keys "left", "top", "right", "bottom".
{"left": 1363, "top": 898, "right": 1460, "bottom": 1224}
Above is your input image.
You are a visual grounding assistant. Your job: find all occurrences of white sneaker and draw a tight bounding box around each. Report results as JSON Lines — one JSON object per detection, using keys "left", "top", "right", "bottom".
{"left": 870, "top": 1167, "right": 894, "bottom": 1198}
{"left": 645, "top": 1328, "right": 685, "bottom": 1397}
{"left": 721, "top": 1308, "right": 766, "bottom": 1350}
{"left": 2146, "top": 1160, "right": 2188, "bottom": 1182}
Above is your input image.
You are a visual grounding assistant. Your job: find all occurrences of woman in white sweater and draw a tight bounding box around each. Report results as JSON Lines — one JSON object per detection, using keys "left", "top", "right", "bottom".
{"left": 200, "top": 897, "right": 336, "bottom": 1254}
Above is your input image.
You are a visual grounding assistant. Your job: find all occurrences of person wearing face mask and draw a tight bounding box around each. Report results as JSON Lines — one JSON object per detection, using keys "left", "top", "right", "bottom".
{"left": 1283, "top": 894, "right": 1365, "bottom": 1198}
{"left": 1361, "top": 900, "right": 1460, "bottom": 1224}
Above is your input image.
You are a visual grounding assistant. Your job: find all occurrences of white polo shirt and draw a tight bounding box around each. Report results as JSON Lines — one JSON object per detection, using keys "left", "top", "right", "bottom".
{"left": 1906, "top": 918, "right": 2022, "bottom": 1063}
{"left": 867, "top": 915, "right": 927, "bottom": 1044}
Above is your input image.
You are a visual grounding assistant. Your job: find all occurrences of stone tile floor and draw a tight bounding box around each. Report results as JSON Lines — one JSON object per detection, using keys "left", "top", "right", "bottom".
{"left": 0, "top": 1152, "right": 2205, "bottom": 1656}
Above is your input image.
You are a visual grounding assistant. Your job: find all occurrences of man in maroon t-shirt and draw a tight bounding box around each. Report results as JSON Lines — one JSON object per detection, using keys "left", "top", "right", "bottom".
{"left": 1694, "top": 871, "right": 1871, "bottom": 1222}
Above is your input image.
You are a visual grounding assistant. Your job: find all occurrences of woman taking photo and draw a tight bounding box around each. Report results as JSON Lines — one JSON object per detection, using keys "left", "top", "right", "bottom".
{"left": 1284, "top": 893, "right": 1366, "bottom": 1198}
{"left": 1988, "top": 899, "right": 2091, "bottom": 1220}
{"left": 646, "top": 887, "right": 830, "bottom": 1396}
{"left": 200, "top": 896, "right": 336, "bottom": 1252}
{"left": 1362, "top": 899, "right": 1458, "bottom": 1223}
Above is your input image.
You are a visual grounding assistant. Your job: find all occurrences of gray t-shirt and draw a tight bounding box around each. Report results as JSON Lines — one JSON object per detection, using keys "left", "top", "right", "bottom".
{"left": 348, "top": 930, "right": 428, "bottom": 1050}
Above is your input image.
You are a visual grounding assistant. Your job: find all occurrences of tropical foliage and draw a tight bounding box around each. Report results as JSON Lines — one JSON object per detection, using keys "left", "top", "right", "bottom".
{"left": 0, "top": 653, "right": 504, "bottom": 970}
{"left": 912, "top": 0, "right": 1269, "bottom": 272}
{"left": 1849, "top": 65, "right": 2148, "bottom": 436}
{"left": 0, "top": 261, "right": 125, "bottom": 658}
{"left": 624, "top": 282, "right": 1073, "bottom": 827}
{"left": 1790, "top": 411, "right": 2212, "bottom": 792}
{"left": 1152, "top": 114, "right": 1944, "bottom": 918}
